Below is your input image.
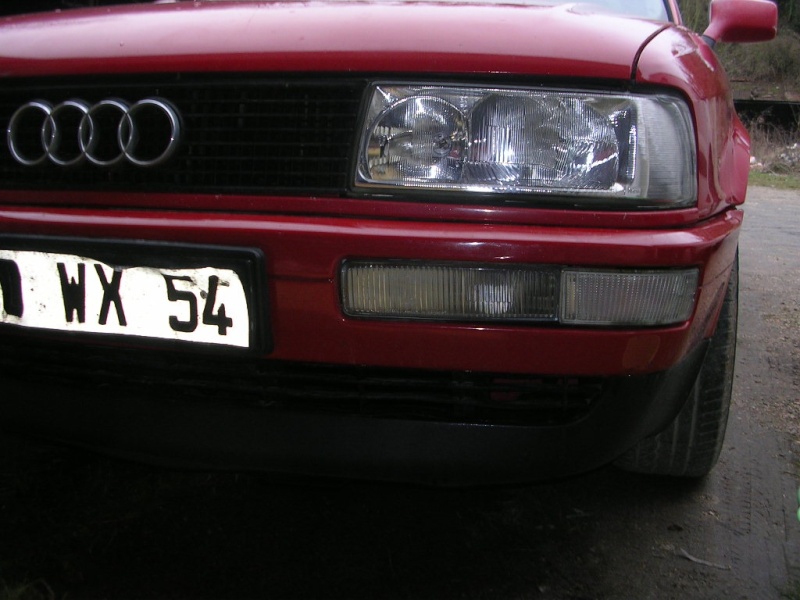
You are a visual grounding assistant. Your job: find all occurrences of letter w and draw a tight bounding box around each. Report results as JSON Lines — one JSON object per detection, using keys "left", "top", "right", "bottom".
{"left": 57, "top": 262, "right": 86, "bottom": 323}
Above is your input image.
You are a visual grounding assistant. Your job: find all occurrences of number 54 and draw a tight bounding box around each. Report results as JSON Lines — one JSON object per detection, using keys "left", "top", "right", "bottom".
{"left": 163, "top": 274, "right": 233, "bottom": 335}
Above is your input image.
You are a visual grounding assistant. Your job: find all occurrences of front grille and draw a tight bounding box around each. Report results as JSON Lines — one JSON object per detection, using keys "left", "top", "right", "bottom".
{"left": 0, "top": 339, "right": 603, "bottom": 427}
{"left": 0, "top": 75, "right": 366, "bottom": 195}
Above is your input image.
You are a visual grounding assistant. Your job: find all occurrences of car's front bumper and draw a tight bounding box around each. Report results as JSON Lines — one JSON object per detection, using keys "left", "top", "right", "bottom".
{"left": 0, "top": 338, "right": 708, "bottom": 485}
{"left": 0, "top": 202, "right": 739, "bottom": 483}
{"left": 0, "top": 204, "right": 740, "bottom": 376}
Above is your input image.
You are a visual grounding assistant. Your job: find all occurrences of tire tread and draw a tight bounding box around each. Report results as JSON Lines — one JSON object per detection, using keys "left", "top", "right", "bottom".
{"left": 615, "top": 255, "right": 738, "bottom": 477}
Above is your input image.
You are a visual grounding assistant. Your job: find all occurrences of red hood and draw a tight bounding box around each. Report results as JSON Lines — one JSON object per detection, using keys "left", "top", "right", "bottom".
{"left": 0, "top": 1, "right": 666, "bottom": 78}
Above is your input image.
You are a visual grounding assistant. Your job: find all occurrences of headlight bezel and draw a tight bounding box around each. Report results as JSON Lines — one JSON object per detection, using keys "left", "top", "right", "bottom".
{"left": 352, "top": 81, "right": 697, "bottom": 210}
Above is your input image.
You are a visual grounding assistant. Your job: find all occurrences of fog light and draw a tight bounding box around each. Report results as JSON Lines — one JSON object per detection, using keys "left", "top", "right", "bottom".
{"left": 341, "top": 262, "right": 559, "bottom": 321}
{"left": 560, "top": 268, "right": 698, "bottom": 326}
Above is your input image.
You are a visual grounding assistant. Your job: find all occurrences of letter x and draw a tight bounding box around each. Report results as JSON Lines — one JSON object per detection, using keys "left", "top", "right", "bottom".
{"left": 95, "top": 264, "right": 127, "bottom": 326}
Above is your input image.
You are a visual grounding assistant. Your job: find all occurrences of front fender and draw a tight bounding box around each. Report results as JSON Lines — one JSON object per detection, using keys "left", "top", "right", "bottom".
{"left": 633, "top": 26, "right": 749, "bottom": 216}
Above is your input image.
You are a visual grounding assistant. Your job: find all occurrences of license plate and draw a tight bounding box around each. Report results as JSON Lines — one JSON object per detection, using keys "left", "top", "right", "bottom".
{"left": 0, "top": 240, "right": 263, "bottom": 350}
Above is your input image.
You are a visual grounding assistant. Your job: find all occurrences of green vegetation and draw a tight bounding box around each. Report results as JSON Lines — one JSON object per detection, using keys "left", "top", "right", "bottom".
{"left": 0, "top": 579, "right": 55, "bottom": 600}
{"left": 749, "top": 171, "right": 800, "bottom": 189}
{"left": 782, "top": 582, "right": 800, "bottom": 600}
{"left": 747, "top": 106, "right": 799, "bottom": 187}
{"left": 719, "top": 31, "right": 800, "bottom": 90}
{"left": 678, "top": 0, "right": 711, "bottom": 31}
{"left": 774, "top": 0, "right": 800, "bottom": 32}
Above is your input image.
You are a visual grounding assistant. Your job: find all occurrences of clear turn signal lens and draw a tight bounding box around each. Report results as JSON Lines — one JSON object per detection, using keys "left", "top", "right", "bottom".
{"left": 560, "top": 269, "right": 699, "bottom": 326}
{"left": 341, "top": 262, "right": 699, "bottom": 327}
{"left": 342, "top": 262, "right": 559, "bottom": 321}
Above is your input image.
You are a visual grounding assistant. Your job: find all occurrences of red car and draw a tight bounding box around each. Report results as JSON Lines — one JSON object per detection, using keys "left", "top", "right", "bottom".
{"left": 0, "top": 0, "right": 777, "bottom": 484}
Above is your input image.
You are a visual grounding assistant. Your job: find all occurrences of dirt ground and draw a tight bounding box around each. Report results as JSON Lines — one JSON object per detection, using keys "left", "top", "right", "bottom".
{"left": 1, "top": 186, "right": 799, "bottom": 600}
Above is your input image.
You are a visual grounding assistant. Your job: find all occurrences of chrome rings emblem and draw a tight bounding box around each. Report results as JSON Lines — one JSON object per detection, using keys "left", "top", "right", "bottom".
{"left": 7, "top": 98, "right": 182, "bottom": 168}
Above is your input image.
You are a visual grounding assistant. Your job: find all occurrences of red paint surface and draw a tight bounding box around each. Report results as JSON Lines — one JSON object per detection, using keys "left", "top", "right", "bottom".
{"left": 0, "top": 2, "right": 662, "bottom": 77}
{"left": 0, "top": 1, "right": 751, "bottom": 377}
{"left": 0, "top": 205, "right": 741, "bottom": 375}
{"left": 704, "top": 0, "right": 778, "bottom": 44}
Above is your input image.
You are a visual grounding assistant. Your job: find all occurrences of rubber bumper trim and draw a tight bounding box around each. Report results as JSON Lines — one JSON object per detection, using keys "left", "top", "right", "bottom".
{"left": 0, "top": 342, "right": 708, "bottom": 486}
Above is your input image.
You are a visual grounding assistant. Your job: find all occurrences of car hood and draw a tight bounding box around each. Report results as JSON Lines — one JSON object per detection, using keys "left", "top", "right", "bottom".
{"left": 0, "top": 1, "right": 668, "bottom": 78}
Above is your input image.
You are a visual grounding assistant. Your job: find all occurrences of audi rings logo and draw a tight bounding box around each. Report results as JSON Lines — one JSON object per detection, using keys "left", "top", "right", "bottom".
{"left": 7, "top": 98, "right": 182, "bottom": 168}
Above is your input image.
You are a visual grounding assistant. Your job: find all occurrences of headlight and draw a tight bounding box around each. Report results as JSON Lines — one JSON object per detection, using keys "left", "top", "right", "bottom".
{"left": 355, "top": 85, "right": 696, "bottom": 207}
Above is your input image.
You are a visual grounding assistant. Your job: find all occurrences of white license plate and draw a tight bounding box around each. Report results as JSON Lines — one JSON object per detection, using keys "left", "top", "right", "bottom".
{"left": 0, "top": 246, "right": 256, "bottom": 349}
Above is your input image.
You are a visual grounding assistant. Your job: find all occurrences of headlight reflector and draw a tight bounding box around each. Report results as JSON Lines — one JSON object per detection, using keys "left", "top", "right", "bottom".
{"left": 467, "top": 95, "right": 619, "bottom": 190}
{"left": 364, "top": 96, "right": 467, "bottom": 183}
{"left": 356, "top": 85, "right": 696, "bottom": 206}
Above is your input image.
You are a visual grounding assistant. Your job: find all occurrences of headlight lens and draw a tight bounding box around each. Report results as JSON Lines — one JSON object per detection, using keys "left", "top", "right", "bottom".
{"left": 355, "top": 85, "right": 696, "bottom": 207}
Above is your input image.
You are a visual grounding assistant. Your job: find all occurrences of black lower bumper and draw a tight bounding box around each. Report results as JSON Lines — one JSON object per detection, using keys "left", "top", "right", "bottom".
{"left": 0, "top": 339, "right": 708, "bottom": 485}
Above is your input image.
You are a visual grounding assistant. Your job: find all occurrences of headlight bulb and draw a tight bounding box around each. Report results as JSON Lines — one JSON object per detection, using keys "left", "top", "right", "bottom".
{"left": 363, "top": 96, "right": 467, "bottom": 184}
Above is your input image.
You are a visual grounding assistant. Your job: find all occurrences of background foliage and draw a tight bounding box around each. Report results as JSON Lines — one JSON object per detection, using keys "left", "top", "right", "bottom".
{"left": 679, "top": 0, "right": 800, "bottom": 91}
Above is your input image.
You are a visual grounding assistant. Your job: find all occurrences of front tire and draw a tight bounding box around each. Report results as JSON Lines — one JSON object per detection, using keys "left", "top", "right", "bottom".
{"left": 615, "top": 255, "right": 739, "bottom": 477}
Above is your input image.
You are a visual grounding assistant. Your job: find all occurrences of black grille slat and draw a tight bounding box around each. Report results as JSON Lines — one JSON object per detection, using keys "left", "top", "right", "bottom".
{"left": 0, "top": 76, "right": 366, "bottom": 195}
{"left": 0, "top": 339, "right": 603, "bottom": 427}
